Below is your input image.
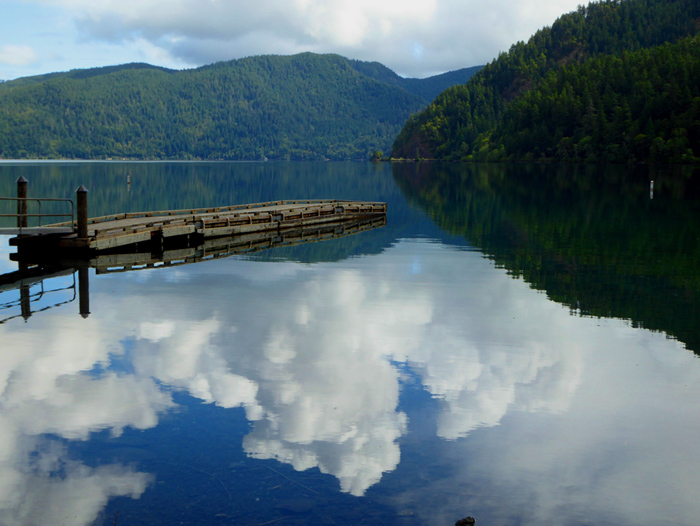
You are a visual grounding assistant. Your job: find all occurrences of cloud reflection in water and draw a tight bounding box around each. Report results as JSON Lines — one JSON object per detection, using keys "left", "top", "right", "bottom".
{"left": 109, "top": 239, "right": 582, "bottom": 496}
{"left": 1, "top": 238, "right": 697, "bottom": 525}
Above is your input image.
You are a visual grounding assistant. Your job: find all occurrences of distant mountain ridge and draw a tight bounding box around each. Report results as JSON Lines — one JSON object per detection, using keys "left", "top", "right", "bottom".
{"left": 392, "top": 0, "right": 700, "bottom": 163}
{"left": 1, "top": 63, "right": 177, "bottom": 88}
{"left": 345, "top": 60, "right": 482, "bottom": 101}
{"left": 0, "top": 53, "right": 481, "bottom": 161}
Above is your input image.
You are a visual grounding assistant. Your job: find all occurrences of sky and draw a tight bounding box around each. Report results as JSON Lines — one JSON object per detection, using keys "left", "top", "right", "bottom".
{"left": 0, "top": 0, "right": 586, "bottom": 81}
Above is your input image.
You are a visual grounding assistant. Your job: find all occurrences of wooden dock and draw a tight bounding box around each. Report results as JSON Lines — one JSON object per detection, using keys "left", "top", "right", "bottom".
{"left": 8, "top": 199, "right": 387, "bottom": 254}
{"left": 2, "top": 213, "right": 386, "bottom": 323}
{"left": 2, "top": 181, "right": 387, "bottom": 322}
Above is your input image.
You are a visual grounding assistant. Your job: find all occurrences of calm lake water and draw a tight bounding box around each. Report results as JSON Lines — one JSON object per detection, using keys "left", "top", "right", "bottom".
{"left": 1, "top": 161, "right": 699, "bottom": 526}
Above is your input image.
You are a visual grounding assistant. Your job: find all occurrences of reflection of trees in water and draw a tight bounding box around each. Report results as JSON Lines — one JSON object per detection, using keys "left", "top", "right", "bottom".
{"left": 393, "top": 162, "right": 700, "bottom": 354}
{"left": 0, "top": 162, "right": 402, "bottom": 219}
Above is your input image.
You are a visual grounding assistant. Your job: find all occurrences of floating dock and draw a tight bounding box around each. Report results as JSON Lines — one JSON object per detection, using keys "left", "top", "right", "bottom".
{"left": 1, "top": 191, "right": 387, "bottom": 323}
{"left": 7, "top": 199, "right": 387, "bottom": 254}
{"left": 2, "top": 179, "right": 387, "bottom": 322}
{"left": 6, "top": 214, "right": 386, "bottom": 274}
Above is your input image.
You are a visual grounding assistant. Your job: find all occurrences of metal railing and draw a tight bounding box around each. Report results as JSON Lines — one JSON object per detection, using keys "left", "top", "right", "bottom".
{"left": 0, "top": 197, "right": 75, "bottom": 235}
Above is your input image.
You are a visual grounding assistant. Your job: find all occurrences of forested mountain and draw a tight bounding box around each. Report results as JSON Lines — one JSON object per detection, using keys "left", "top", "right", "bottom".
{"left": 347, "top": 62, "right": 482, "bottom": 102}
{"left": 392, "top": 0, "right": 700, "bottom": 163}
{"left": 0, "top": 53, "right": 480, "bottom": 161}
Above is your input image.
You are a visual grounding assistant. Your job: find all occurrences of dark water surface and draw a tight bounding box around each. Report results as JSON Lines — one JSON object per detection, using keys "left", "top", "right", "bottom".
{"left": 1, "top": 161, "right": 699, "bottom": 526}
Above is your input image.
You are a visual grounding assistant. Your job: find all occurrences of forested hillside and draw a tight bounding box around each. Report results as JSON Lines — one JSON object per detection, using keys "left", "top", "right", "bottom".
{"left": 0, "top": 53, "right": 479, "bottom": 161}
{"left": 392, "top": 0, "right": 700, "bottom": 163}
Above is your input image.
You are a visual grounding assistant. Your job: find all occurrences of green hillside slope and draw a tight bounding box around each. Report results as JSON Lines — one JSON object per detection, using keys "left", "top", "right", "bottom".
{"left": 347, "top": 61, "right": 482, "bottom": 102}
{"left": 492, "top": 36, "right": 700, "bottom": 162}
{"left": 392, "top": 0, "right": 700, "bottom": 163}
{"left": 0, "top": 53, "right": 476, "bottom": 161}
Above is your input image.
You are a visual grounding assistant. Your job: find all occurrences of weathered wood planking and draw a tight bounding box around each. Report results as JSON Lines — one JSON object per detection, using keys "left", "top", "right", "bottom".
{"left": 90, "top": 215, "right": 386, "bottom": 274}
{"left": 10, "top": 199, "right": 386, "bottom": 253}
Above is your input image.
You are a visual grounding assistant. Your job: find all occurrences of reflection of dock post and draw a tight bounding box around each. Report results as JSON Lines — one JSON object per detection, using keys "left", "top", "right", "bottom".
{"left": 20, "top": 286, "right": 32, "bottom": 320}
{"left": 77, "top": 185, "right": 88, "bottom": 239}
{"left": 78, "top": 266, "right": 90, "bottom": 319}
{"left": 17, "top": 176, "right": 28, "bottom": 229}
{"left": 18, "top": 262, "right": 31, "bottom": 321}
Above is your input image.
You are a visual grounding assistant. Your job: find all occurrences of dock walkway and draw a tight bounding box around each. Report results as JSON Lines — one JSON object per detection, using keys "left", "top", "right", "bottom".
{"left": 8, "top": 199, "right": 387, "bottom": 253}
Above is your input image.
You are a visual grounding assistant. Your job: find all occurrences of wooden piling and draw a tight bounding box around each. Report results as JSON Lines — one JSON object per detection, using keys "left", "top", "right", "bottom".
{"left": 17, "top": 176, "right": 27, "bottom": 229}
{"left": 76, "top": 185, "right": 88, "bottom": 239}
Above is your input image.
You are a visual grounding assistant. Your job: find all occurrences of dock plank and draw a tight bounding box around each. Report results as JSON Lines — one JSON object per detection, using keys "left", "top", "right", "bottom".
{"left": 10, "top": 199, "right": 386, "bottom": 254}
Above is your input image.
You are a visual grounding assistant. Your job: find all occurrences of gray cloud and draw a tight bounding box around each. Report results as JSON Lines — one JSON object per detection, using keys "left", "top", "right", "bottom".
{"left": 36, "top": 0, "right": 584, "bottom": 76}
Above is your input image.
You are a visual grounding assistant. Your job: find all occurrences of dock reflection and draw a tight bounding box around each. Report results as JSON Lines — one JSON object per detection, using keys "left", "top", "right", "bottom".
{"left": 0, "top": 265, "right": 81, "bottom": 323}
{"left": 0, "top": 216, "right": 386, "bottom": 322}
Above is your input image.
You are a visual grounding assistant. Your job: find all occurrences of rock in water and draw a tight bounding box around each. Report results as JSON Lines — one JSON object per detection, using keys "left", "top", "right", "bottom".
{"left": 455, "top": 517, "right": 475, "bottom": 526}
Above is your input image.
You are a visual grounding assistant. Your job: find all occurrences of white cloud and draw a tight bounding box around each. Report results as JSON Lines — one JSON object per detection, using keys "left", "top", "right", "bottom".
{"left": 0, "top": 239, "right": 576, "bottom": 502}
{"left": 0, "top": 45, "right": 38, "bottom": 67}
{"left": 30, "top": 0, "right": 585, "bottom": 76}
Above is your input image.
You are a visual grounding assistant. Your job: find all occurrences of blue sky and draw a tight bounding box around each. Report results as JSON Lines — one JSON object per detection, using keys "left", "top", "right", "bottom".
{"left": 1, "top": 0, "right": 585, "bottom": 81}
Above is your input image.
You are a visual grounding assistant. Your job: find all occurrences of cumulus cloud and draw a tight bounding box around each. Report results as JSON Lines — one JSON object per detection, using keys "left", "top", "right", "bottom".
{"left": 33, "top": 0, "right": 584, "bottom": 76}
{"left": 0, "top": 45, "right": 38, "bottom": 66}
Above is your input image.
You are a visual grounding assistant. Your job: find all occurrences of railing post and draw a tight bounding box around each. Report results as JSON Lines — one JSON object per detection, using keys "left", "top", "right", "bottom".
{"left": 76, "top": 185, "right": 88, "bottom": 239}
{"left": 17, "top": 176, "right": 28, "bottom": 229}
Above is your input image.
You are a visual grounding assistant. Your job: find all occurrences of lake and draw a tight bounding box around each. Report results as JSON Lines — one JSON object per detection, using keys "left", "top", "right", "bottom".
{"left": 1, "top": 161, "right": 699, "bottom": 526}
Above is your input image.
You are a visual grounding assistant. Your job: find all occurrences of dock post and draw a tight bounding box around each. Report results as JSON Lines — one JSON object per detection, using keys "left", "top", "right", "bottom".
{"left": 16, "top": 176, "right": 28, "bottom": 229}
{"left": 76, "top": 185, "right": 88, "bottom": 239}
